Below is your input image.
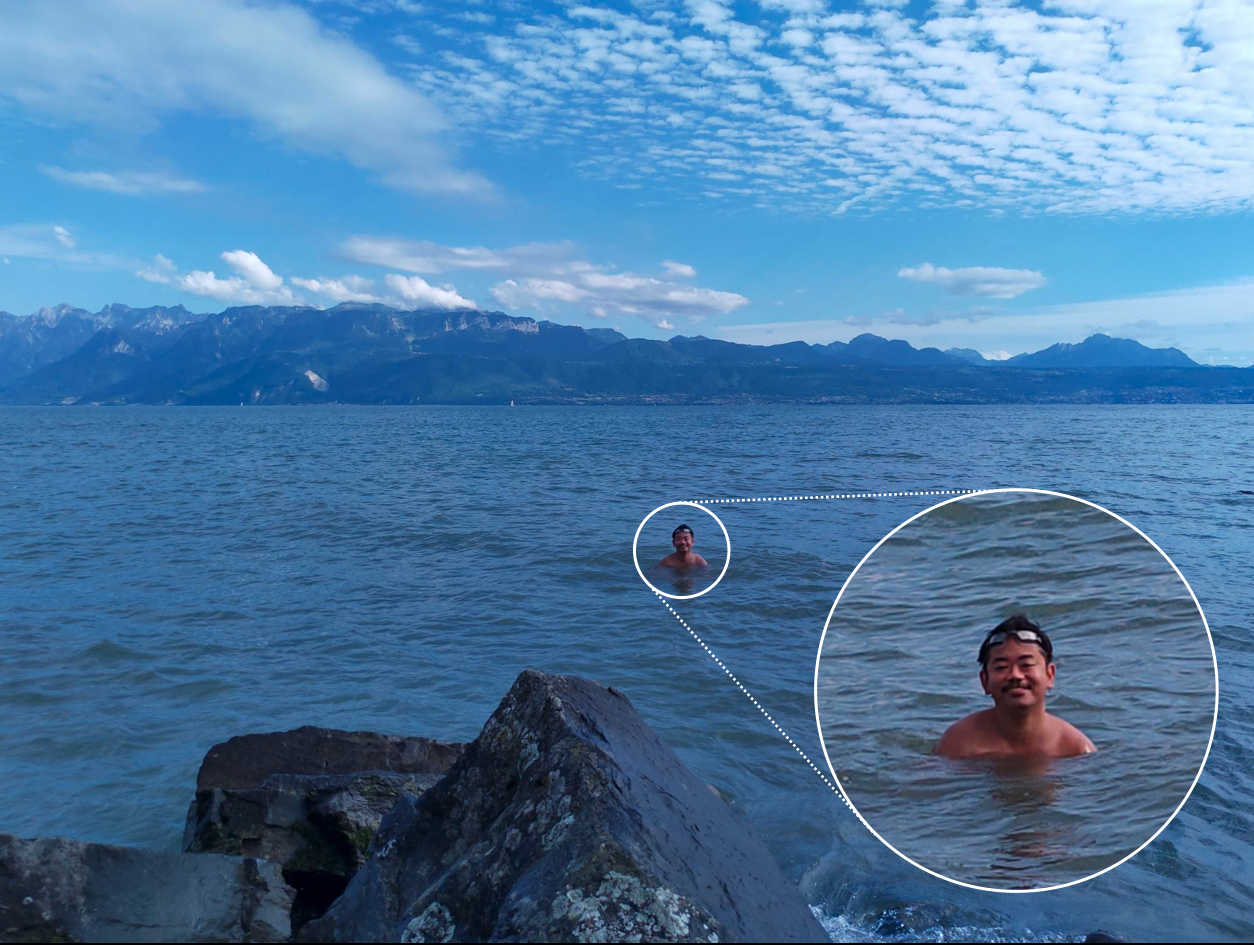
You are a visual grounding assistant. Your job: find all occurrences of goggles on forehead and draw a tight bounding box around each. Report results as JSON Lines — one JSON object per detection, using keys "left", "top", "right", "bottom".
{"left": 985, "top": 629, "right": 1045, "bottom": 648}
{"left": 978, "top": 627, "right": 1053, "bottom": 664}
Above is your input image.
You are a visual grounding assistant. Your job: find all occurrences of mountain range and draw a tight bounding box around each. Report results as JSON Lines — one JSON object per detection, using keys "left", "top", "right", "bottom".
{"left": 0, "top": 302, "right": 1248, "bottom": 405}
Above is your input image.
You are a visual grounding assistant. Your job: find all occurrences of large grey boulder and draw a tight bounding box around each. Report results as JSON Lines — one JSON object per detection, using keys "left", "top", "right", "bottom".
{"left": 186, "top": 727, "right": 463, "bottom": 929}
{"left": 192, "top": 725, "right": 464, "bottom": 791}
{"left": 0, "top": 833, "right": 292, "bottom": 943}
{"left": 301, "top": 670, "right": 829, "bottom": 943}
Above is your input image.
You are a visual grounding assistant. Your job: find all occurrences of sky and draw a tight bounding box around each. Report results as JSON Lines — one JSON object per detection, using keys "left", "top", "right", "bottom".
{"left": 1, "top": 0, "right": 1252, "bottom": 362}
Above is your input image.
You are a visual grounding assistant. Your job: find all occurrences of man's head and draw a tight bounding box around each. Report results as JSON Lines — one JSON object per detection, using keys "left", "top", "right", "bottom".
{"left": 978, "top": 615, "right": 1056, "bottom": 712}
{"left": 672, "top": 524, "right": 694, "bottom": 553}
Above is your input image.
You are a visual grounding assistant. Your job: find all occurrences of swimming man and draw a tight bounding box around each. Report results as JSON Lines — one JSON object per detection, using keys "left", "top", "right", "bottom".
{"left": 658, "top": 524, "right": 709, "bottom": 568}
{"left": 934, "top": 615, "right": 1095, "bottom": 759}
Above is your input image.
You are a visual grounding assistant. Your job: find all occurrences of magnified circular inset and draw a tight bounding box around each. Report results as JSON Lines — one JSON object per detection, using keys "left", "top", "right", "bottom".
{"left": 633, "top": 501, "right": 730, "bottom": 600}
{"left": 814, "top": 488, "right": 1217, "bottom": 893}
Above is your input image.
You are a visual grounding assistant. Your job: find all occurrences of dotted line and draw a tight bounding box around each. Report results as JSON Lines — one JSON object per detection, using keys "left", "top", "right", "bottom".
{"left": 690, "top": 488, "right": 979, "bottom": 504}
{"left": 655, "top": 593, "right": 865, "bottom": 821}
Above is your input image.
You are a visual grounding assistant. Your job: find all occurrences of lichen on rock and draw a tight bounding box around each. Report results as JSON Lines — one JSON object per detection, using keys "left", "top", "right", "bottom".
{"left": 554, "top": 871, "right": 722, "bottom": 944}
{"left": 401, "top": 902, "right": 456, "bottom": 943}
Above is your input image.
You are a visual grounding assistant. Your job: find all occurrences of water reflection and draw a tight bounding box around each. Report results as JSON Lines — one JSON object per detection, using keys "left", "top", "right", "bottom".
{"left": 648, "top": 564, "right": 716, "bottom": 598}
{"left": 891, "top": 743, "right": 1106, "bottom": 886}
{"left": 983, "top": 756, "right": 1067, "bottom": 884}
{"left": 673, "top": 574, "right": 697, "bottom": 596}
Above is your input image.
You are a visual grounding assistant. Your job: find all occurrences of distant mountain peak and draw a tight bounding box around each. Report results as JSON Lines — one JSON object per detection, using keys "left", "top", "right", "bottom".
{"left": 836, "top": 333, "right": 967, "bottom": 366}
{"left": 32, "top": 303, "right": 90, "bottom": 326}
{"left": 1007, "top": 333, "right": 1197, "bottom": 369}
{"left": 945, "top": 347, "right": 988, "bottom": 365}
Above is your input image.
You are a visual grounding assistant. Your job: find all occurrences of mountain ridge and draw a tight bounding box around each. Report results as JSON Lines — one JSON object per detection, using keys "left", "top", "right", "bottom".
{"left": 0, "top": 301, "right": 1237, "bottom": 406}
{"left": 1006, "top": 333, "right": 1196, "bottom": 368}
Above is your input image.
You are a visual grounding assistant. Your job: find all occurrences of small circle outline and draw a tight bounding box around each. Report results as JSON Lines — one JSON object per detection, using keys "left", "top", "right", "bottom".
{"left": 633, "top": 501, "right": 731, "bottom": 601}
{"left": 811, "top": 487, "right": 1220, "bottom": 894}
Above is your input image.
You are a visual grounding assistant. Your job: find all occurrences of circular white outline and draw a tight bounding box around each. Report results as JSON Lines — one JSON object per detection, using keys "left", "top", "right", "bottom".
{"left": 812, "top": 487, "right": 1220, "bottom": 894}
{"left": 633, "top": 502, "right": 731, "bottom": 601}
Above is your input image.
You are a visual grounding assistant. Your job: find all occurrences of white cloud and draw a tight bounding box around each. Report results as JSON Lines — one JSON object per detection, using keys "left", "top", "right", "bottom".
{"left": 382, "top": 273, "right": 475, "bottom": 309}
{"left": 0, "top": 223, "right": 126, "bottom": 268}
{"left": 222, "top": 250, "right": 283, "bottom": 291}
{"left": 492, "top": 279, "right": 587, "bottom": 306}
{"left": 662, "top": 260, "right": 697, "bottom": 277}
{"left": 405, "top": 0, "right": 1254, "bottom": 215}
{"left": 898, "top": 263, "right": 1047, "bottom": 298}
{"left": 175, "top": 269, "right": 268, "bottom": 303}
{"left": 137, "top": 250, "right": 301, "bottom": 305}
{"left": 40, "top": 166, "right": 206, "bottom": 195}
{"left": 345, "top": 236, "right": 747, "bottom": 324}
{"left": 0, "top": 0, "right": 486, "bottom": 196}
{"left": 494, "top": 269, "right": 748, "bottom": 320}
{"left": 137, "top": 253, "right": 177, "bottom": 283}
{"left": 392, "top": 33, "right": 422, "bottom": 56}
{"left": 779, "top": 28, "right": 814, "bottom": 48}
{"left": 290, "top": 275, "right": 384, "bottom": 304}
{"left": 263, "top": 269, "right": 476, "bottom": 310}
{"left": 341, "top": 236, "right": 579, "bottom": 275}
{"left": 982, "top": 349, "right": 1013, "bottom": 361}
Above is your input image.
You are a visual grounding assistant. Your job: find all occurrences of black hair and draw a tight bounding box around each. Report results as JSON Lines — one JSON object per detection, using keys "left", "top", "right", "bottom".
{"left": 978, "top": 614, "right": 1053, "bottom": 668}
{"left": 672, "top": 524, "right": 694, "bottom": 539}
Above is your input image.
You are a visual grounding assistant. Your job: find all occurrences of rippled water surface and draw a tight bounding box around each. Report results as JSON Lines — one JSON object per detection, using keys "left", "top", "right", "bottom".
{"left": 818, "top": 491, "right": 1216, "bottom": 890}
{"left": 1, "top": 406, "right": 1251, "bottom": 942}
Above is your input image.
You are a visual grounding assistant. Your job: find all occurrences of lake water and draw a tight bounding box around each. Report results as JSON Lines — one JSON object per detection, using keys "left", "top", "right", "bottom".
{"left": 1, "top": 406, "right": 1251, "bottom": 942}
{"left": 817, "top": 490, "right": 1216, "bottom": 891}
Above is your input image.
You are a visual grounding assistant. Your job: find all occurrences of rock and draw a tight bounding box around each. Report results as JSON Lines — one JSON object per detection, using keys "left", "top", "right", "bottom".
{"left": 1084, "top": 933, "right": 1126, "bottom": 943}
{"left": 193, "top": 725, "right": 464, "bottom": 791}
{"left": 186, "top": 727, "right": 463, "bottom": 930}
{"left": 0, "top": 832, "right": 292, "bottom": 943}
{"left": 186, "top": 771, "right": 445, "bottom": 930}
{"left": 301, "top": 670, "right": 829, "bottom": 943}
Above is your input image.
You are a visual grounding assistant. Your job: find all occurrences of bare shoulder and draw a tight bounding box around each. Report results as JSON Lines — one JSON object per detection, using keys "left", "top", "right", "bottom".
{"left": 934, "top": 710, "right": 990, "bottom": 757}
{"left": 694, "top": 553, "right": 710, "bottom": 567}
{"left": 1052, "top": 715, "right": 1097, "bottom": 755}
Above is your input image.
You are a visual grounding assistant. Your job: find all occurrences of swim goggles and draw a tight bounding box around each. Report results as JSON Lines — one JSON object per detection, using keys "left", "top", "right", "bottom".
{"left": 978, "top": 627, "right": 1053, "bottom": 663}
{"left": 984, "top": 629, "right": 1047, "bottom": 648}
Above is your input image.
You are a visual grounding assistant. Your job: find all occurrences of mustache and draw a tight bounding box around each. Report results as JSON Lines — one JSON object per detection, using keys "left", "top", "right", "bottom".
{"left": 1002, "top": 681, "right": 1032, "bottom": 691}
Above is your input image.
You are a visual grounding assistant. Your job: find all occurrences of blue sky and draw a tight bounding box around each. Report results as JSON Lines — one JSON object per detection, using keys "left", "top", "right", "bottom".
{"left": 2, "top": 0, "right": 1252, "bottom": 362}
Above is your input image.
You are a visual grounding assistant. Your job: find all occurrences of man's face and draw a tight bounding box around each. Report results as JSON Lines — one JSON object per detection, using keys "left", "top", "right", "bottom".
{"left": 979, "top": 637, "right": 1055, "bottom": 711}
{"left": 672, "top": 530, "right": 694, "bottom": 553}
